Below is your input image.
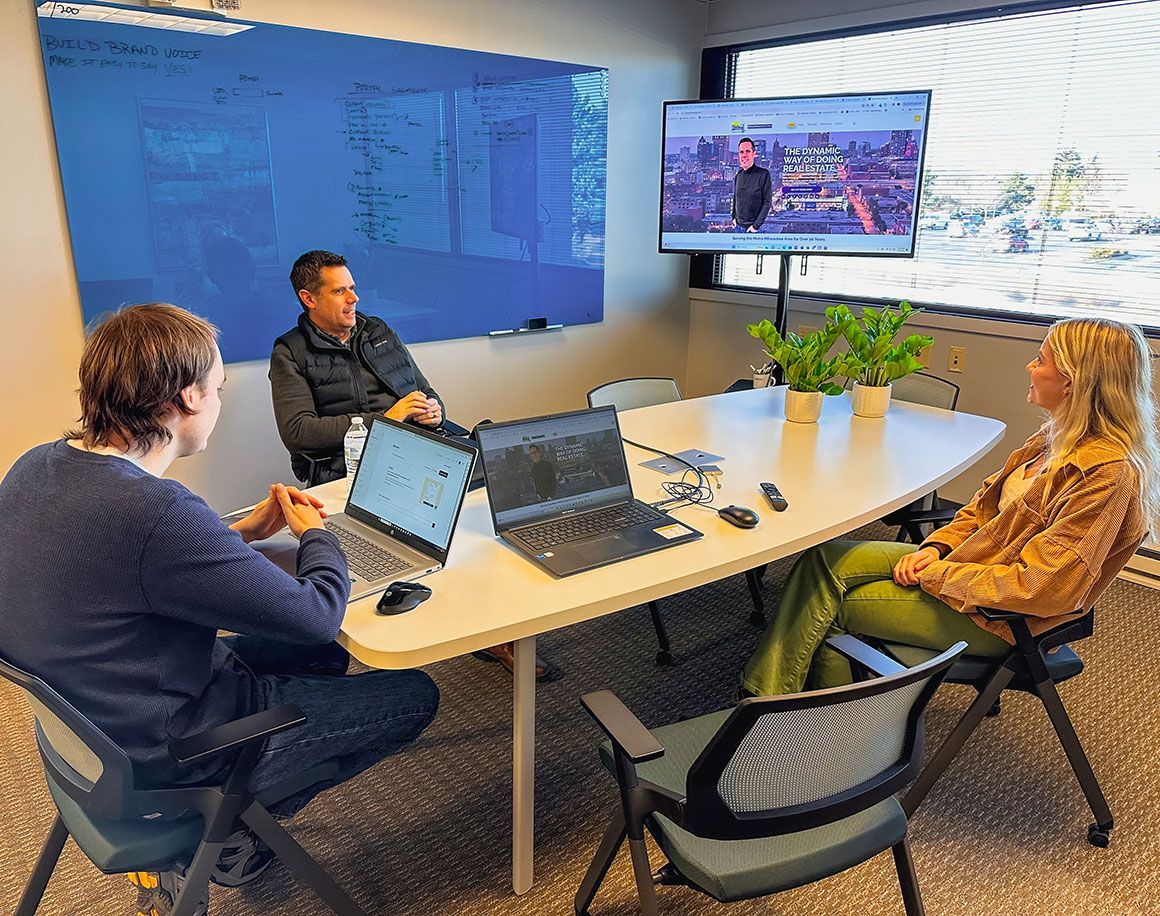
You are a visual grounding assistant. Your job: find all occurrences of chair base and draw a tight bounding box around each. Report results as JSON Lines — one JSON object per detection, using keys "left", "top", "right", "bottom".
{"left": 16, "top": 803, "right": 368, "bottom": 916}
{"left": 900, "top": 626, "right": 1112, "bottom": 846}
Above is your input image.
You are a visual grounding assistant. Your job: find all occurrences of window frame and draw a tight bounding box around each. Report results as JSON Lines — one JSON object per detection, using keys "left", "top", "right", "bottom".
{"left": 693, "top": 0, "right": 1160, "bottom": 335}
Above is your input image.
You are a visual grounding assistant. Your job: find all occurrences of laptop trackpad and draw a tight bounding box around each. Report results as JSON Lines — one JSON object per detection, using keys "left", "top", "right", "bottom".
{"left": 574, "top": 533, "right": 632, "bottom": 563}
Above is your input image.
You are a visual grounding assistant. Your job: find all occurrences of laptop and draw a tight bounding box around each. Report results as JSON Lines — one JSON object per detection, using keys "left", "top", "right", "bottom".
{"left": 315, "top": 415, "right": 477, "bottom": 600}
{"left": 475, "top": 406, "right": 702, "bottom": 577}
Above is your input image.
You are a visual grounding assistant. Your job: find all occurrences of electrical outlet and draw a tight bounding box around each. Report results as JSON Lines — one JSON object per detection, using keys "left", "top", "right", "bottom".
{"left": 918, "top": 345, "right": 933, "bottom": 368}
{"left": 948, "top": 346, "right": 965, "bottom": 373}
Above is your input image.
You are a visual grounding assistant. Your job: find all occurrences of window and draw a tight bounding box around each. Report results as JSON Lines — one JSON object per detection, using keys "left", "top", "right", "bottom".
{"left": 718, "top": 0, "right": 1160, "bottom": 328}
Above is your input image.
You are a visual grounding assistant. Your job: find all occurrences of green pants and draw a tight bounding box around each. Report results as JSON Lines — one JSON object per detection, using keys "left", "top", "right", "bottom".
{"left": 741, "top": 540, "right": 1011, "bottom": 696}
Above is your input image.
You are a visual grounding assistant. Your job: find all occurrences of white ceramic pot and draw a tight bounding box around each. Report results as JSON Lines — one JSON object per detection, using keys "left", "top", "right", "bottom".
{"left": 851, "top": 382, "right": 892, "bottom": 418}
{"left": 784, "top": 388, "right": 824, "bottom": 423}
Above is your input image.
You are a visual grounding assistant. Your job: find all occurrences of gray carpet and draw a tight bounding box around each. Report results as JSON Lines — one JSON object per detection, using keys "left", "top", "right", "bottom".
{"left": 2, "top": 525, "right": 1158, "bottom": 915}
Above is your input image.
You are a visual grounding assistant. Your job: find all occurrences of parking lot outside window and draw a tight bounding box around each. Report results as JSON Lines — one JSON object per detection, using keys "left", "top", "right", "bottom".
{"left": 717, "top": 0, "right": 1160, "bottom": 330}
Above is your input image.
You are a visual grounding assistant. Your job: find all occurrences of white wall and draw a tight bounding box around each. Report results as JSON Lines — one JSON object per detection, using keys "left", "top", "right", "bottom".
{"left": 705, "top": 0, "right": 1006, "bottom": 44}
{"left": 0, "top": 0, "right": 706, "bottom": 510}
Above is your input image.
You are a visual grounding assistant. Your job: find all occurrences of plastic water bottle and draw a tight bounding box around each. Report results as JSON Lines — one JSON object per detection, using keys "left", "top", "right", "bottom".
{"left": 344, "top": 417, "right": 368, "bottom": 481}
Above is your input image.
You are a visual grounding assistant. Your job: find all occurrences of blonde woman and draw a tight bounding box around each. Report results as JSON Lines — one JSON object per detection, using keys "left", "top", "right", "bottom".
{"left": 742, "top": 317, "right": 1159, "bottom": 696}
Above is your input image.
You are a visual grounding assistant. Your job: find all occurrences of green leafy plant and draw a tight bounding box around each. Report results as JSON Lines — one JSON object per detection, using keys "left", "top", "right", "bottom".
{"left": 747, "top": 319, "right": 845, "bottom": 394}
{"left": 828, "top": 301, "right": 934, "bottom": 388}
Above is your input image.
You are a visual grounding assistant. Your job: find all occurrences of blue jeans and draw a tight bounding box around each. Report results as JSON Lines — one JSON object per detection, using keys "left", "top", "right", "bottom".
{"left": 222, "top": 636, "right": 439, "bottom": 818}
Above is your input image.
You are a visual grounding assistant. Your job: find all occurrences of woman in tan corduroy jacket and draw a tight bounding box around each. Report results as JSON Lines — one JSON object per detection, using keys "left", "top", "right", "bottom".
{"left": 742, "top": 317, "right": 1159, "bottom": 696}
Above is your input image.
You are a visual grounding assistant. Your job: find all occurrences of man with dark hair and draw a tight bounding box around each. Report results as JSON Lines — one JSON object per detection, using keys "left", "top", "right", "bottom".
{"left": 732, "top": 137, "right": 772, "bottom": 233}
{"left": 0, "top": 304, "right": 439, "bottom": 915}
{"left": 270, "top": 249, "right": 456, "bottom": 485}
{"left": 271, "top": 252, "right": 542, "bottom": 676}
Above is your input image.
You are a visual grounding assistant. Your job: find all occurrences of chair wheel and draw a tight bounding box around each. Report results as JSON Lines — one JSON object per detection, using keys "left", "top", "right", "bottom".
{"left": 748, "top": 611, "right": 766, "bottom": 627}
{"left": 1088, "top": 823, "right": 1112, "bottom": 847}
{"left": 985, "top": 700, "right": 1001, "bottom": 718}
{"left": 655, "top": 650, "right": 674, "bottom": 666}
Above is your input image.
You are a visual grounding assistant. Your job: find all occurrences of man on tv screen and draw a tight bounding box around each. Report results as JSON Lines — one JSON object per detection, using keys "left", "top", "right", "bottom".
{"left": 732, "top": 137, "right": 772, "bottom": 233}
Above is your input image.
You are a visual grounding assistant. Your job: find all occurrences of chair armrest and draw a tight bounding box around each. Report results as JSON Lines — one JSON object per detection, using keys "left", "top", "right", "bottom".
{"left": 580, "top": 690, "right": 664, "bottom": 764}
{"left": 977, "top": 607, "right": 1029, "bottom": 622}
{"left": 295, "top": 450, "right": 341, "bottom": 487}
{"left": 903, "top": 507, "right": 958, "bottom": 527}
{"left": 169, "top": 704, "right": 306, "bottom": 767}
{"left": 826, "top": 635, "right": 907, "bottom": 676}
{"left": 441, "top": 418, "right": 471, "bottom": 437}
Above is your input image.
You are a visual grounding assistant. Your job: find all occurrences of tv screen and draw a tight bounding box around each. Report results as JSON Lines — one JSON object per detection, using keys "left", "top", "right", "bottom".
{"left": 660, "top": 90, "right": 932, "bottom": 257}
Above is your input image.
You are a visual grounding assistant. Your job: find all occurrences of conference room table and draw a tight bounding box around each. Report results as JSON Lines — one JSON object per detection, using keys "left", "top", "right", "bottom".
{"left": 291, "top": 385, "right": 1006, "bottom": 895}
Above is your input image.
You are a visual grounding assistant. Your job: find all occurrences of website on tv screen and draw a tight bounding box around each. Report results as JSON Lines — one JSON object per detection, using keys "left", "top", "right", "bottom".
{"left": 660, "top": 91, "right": 931, "bottom": 256}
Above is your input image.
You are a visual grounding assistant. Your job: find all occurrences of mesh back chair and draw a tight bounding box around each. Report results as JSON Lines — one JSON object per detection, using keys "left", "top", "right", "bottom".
{"left": 585, "top": 378, "right": 768, "bottom": 666}
{"left": 875, "top": 373, "right": 962, "bottom": 541}
{"left": 0, "top": 655, "right": 367, "bottom": 916}
{"left": 586, "top": 378, "right": 682, "bottom": 412}
{"left": 874, "top": 605, "right": 1113, "bottom": 846}
{"left": 576, "top": 637, "right": 966, "bottom": 915}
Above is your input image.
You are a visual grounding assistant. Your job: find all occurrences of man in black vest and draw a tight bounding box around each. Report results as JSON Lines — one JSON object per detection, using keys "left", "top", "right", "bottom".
{"left": 270, "top": 249, "right": 454, "bottom": 486}
{"left": 269, "top": 250, "right": 548, "bottom": 678}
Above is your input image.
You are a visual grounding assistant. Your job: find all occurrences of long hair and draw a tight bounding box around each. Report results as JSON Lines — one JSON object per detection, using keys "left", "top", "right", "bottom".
{"left": 1042, "top": 317, "right": 1160, "bottom": 529}
{"left": 67, "top": 303, "right": 219, "bottom": 452}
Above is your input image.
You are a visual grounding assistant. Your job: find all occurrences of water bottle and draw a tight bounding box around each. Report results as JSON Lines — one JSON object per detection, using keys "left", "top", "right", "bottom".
{"left": 344, "top": 417, "right": 368, "bottom": 480}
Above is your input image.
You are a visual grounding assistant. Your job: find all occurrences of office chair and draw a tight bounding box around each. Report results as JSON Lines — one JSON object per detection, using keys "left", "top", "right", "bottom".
{"left": 0, "top": 655, "right": 367, "bottom": 916}
{"left": 586, "top": 378, "right": 682, "bottom": 413}
{"left": 871, "top": 605, "right": 1113, "bottom": 846}
{"left": 586, "top": 378, "right": 767, "bottom": 666}
{"left": 576, "top": 637, "right": 966, "bottom": 915}
{"left": 858, "top": 372, "right": 961, "bottom": 541}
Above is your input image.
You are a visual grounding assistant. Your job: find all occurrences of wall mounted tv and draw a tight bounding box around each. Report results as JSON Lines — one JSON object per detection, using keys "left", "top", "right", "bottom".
{"left": 659, "top": 90, "right": 932, "bottom": 257}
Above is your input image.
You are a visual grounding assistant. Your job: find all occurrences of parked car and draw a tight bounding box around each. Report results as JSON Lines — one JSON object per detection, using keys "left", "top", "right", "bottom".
{"left": 1066, "top": 219, "right": 1102, "bottom": 241}
{"left": 986, "top": 227, "right": 1030, "bottom": 252}
{"left": 1128, "top": 217, "right": 1160, "bottom": 234}
{"left": 919, "top": 213, "right": 950, "bottom": 230}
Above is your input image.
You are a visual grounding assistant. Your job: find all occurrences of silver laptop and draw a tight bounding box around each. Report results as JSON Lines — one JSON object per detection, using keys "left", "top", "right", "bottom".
{"left": 315, "top": 415, "right": 476, "bottom": 600}
{"left": 475, "top": 406, "right": 701, "bottom": 577}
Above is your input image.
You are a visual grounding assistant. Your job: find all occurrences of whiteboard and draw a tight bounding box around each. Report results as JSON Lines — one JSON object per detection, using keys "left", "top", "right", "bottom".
{"left": 35, "top": 1, "right": 608, "bottom": 362}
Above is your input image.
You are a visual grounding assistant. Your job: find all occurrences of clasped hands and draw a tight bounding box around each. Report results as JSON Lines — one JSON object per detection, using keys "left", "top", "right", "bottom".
{"left": 893, "top": 546, "right": 941, "bottom": 586}
{"left": 385, "top": 390, "right": 442, "bottom": 427}
{"left": 231, "top": 483, "right": 329, "bottom": 542}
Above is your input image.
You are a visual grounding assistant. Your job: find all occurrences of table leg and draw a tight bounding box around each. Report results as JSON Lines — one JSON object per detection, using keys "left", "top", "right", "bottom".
{"left": 512, "top": 634, "right": 536, "bottom": 895}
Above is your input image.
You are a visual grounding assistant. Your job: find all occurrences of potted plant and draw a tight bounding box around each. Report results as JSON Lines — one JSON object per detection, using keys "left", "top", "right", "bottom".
{"left": 829, "top": 301, "right": 934, "bottom": 418}
{"left": 747, "top": 318, "right": 845, "bottom": 423}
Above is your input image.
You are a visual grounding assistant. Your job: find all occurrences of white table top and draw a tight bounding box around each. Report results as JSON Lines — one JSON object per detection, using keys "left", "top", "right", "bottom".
{"left": 301, "top": 387, "right": 1004, "bottom": 669}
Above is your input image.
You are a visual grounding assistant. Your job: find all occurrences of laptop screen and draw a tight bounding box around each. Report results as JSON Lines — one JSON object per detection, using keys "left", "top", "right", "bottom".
{"left": 477, "top": 407, "right": 632, "bottom": 530}
{"left": 347, "top": 417, "right": 475, "bottom": 554}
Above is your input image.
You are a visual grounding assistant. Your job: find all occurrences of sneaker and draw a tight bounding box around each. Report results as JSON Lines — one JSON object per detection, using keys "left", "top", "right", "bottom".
{"left": 129, "top": 868, "right": 207, "bottom": 916}
{"left": 209, "top": 827, "right": 276, "bottom": 888}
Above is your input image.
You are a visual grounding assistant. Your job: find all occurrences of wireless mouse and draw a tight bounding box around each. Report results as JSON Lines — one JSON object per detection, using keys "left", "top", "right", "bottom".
{"left": 376, "top": 581, "right": 432, "bottom": 615}
{"left": 718, "top": 505, "right": 759, "bottom": 529}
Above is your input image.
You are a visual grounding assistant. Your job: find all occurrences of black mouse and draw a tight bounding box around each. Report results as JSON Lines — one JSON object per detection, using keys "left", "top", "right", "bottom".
{"left": 718, "top": 505, "right": 759, "bottom": 528}
{"left": 376, "top": 581, "right": 432, "bottom": 615}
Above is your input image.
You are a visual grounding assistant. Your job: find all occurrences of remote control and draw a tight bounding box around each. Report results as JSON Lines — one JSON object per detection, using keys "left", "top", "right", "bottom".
{"left": 760, "top": 482, "right": 788, "bottom": 511}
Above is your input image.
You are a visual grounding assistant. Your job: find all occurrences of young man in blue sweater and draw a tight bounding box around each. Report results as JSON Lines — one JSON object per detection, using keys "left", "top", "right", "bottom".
{"left": 0, "top": 304, "right": 439, "bottom": 915}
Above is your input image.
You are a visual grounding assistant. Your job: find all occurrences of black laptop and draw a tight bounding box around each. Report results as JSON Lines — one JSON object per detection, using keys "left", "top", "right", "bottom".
{"left": 475, "top": 406, "right": 702, "bottom": 577}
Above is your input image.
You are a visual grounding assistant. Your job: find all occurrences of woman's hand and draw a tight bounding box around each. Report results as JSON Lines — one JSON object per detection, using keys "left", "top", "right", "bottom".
{"left": 893, "top": 546, "right": 942, "bottom": 586}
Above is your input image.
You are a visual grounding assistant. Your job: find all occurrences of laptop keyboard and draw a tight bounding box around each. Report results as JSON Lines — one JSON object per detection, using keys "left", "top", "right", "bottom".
{"left": 325, "top": 522, "right": 412, "bottom": 581}
{"left": 517, "top": 502, "right": 662, "bottom": 551}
